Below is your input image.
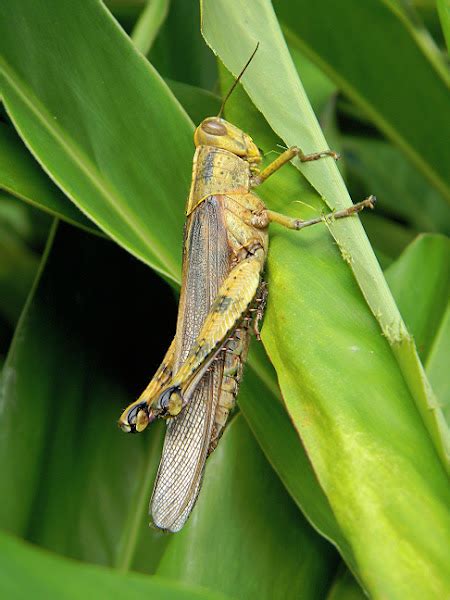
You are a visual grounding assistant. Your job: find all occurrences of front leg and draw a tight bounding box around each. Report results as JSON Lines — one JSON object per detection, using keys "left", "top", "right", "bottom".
{"left": 251, "top": 145, "right": 339, "bottom": 187}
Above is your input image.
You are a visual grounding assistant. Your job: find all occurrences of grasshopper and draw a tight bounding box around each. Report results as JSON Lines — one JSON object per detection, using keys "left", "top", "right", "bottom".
{"left": 118, "top": 47, "right": 375, "bottom": 532}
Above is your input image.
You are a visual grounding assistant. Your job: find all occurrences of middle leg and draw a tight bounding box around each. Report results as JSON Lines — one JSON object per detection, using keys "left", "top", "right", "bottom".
{"left": 254, "top": 196, "right": 376, "bottom": 231}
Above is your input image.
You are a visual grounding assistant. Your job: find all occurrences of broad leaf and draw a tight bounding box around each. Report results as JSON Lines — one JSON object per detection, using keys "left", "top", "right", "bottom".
{"left": 0, "top": 0, "right": 193, "bottom": 283}
{"left": 385, "top": 234, "right": 450, "bottom": 419}
{"left": 166, "top": 80, "right": 221, "bottom": 125}
{"left": 148, "top": 0, "right": 217, "bottom": 90}
{"left": 158, "top": 415, "right": 338, "bottom": 600}
{"left": 0, "top": 207, "right": 39, "bottom": 325}
{"left": 427, "top": 305, "right": 450, "bottom": 422}
{"left": 0, "top": 530, "right": 226, "bottom": 600}
{"left": 326, "top": 567, "right": 366, "bottom": 600}
{"left": 343, "top": 136, "right": 450, "bottom": 235}
{"left": 202, "top": 3, "right": 450, "bottom": 597}
{"left": 201, "top": 0, "right": 450, "bottom": 472}
{"left": 131, "top": 0, "right": 170, "bottom": 56}
{"left": 437, "top": 0, "right": 450, "bottom": 53}
{"left": 0, "top": 221, "right": 338, "bottom": 598}
{"left": 0, "top": 123, "right": 96, "bottom": 234}
{"left": 385, "top": 234, "right": 450, "bottom": 361}
{"left": 0, "top": 223, "right": 176, "bottom": 571}
{"left": 273, "top": 0, "right": 450, "bottom": 201}
{"left": 240, "top": 347, "right": 357, "bottom": 572}
{"left": 1, "top": 3, "right": 449, "bottom": 598}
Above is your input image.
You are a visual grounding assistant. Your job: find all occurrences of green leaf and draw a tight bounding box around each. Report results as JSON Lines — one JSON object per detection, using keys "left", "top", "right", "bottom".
{"left": 212, "top": 69, "right": 358, "bottom": 571}
{"left": 273, "top": 0, "right": 450, "bottom": 202}
{"left": 2, "top": 3, "right": 449, "bottom": 598}
{"left": 157, "top": 415, "right": 338, "bottom": 600}
{"left": 0, "top": 7, "right": 354, "bottom": 584}
{"left": 0, "top": 216, "right": 39, "bottom": 325}
{"left": 0, "top": 225, "right": 59, "bottom": 536}
{"left": 166, "top": 79, "right": 221, "bottom": 125}
{"left": 288, "top": 45, "right": 336, "bottom": 118}
{"left": 427, "top": 304, "right": 450, "bottom": 422}
{"left": 387, "top": 0, "right": 449, "bottom": 78}
{"left": 201, "top": 0, "right": 450, "bottom": 471}
{"left": 0, "top": 0, "right": 194, "bottom": 283}
{"left": 437, "top": 0, "right": 450, "bottom": 53}
{"left": 240, "top": 346, "right": 358, "bottom": 574}
{"left": 412, "top": 0, "right": 447, "bottom": 49}
{"left": 0, "top": 530, "right": 226, "bottom": 600}
{"left": 0, "top": 123, "right": 97, "bottom": 234}
{"left": 0, "top": 195, "right": 48, "bottom": 328}
{"left": 105, "top": 1, "right": 144, "bottom": 33}
{"left": 326, "top": 567, "right": 366, "bottom": 600}
{"left": 343, "top": 136, "right": 450, "bottom": 235}
{"left": 131, "top": 0, "right": 170, "bottom": 56}
{"left": 0, "top": 223, "right": 176, "bottom": 572}
{"left": 0, "top": 192, "right": 51, "bottom": 247}
{"left": 148, "top": 0, "right": 217, "bottom": 90}
{"left": 202, "top": 3, "right": 450, "bottom": 597}
{"left": 0, "top": 221, "right": 339, "bottom": 598}
{"left": 385, "top": 234, "right": 450, "bottom": 361}
{"left": 384, "top": 234, "right": 450, "bottom": 420}
{"left": 262, "top": 207, "right": 450, "bottom": 599}
{"left": 359, "top": 212, "right": 415, "bottom": 268}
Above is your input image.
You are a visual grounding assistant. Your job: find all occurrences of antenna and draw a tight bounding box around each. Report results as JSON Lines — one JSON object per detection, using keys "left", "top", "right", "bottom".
{"left": 217, "top": 43, "right": 259, "bottom": 118}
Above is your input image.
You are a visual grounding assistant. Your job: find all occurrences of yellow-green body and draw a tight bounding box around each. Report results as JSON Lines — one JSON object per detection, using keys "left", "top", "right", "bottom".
{"left": 149, "top": 142, "right": 268, "bottom": 531}
{"left": 118, "top": 115, "right": 374, "bottom": 532}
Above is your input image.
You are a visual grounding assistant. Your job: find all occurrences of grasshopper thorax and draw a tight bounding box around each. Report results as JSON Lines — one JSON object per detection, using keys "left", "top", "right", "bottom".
{"left": 194, "top": 117, "right": 261, "bottom": 168}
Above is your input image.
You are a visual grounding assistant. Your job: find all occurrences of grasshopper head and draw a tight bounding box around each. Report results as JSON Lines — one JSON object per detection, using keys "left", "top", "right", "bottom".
{"left": 194, "top": 117, "right": 261, "bottom": 167}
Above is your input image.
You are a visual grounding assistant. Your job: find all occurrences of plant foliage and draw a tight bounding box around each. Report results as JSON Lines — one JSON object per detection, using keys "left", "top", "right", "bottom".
{"left": 0, "top": 1, "right": 449, "bottom": 599}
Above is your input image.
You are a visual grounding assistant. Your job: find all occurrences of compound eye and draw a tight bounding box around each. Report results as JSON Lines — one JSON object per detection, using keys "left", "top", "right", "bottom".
{"left": 201, "top": 119, "right": 227, "bottom": 136}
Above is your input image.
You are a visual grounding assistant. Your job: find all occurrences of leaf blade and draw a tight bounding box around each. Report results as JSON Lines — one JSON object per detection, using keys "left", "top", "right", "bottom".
{"left": 0, "top": 530, "right": 227, "bottom": 600}
{"left": 202, "top": 2, "right": 450, "bottom": 597}
{"left": 201, "top": 0, "right": 449, "bottom": 475}
{"left": 0, "top": 0, "right": 194, "bottom": 282}
{"left": 274, "top": 0, "right": 450, "bottom": 201}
